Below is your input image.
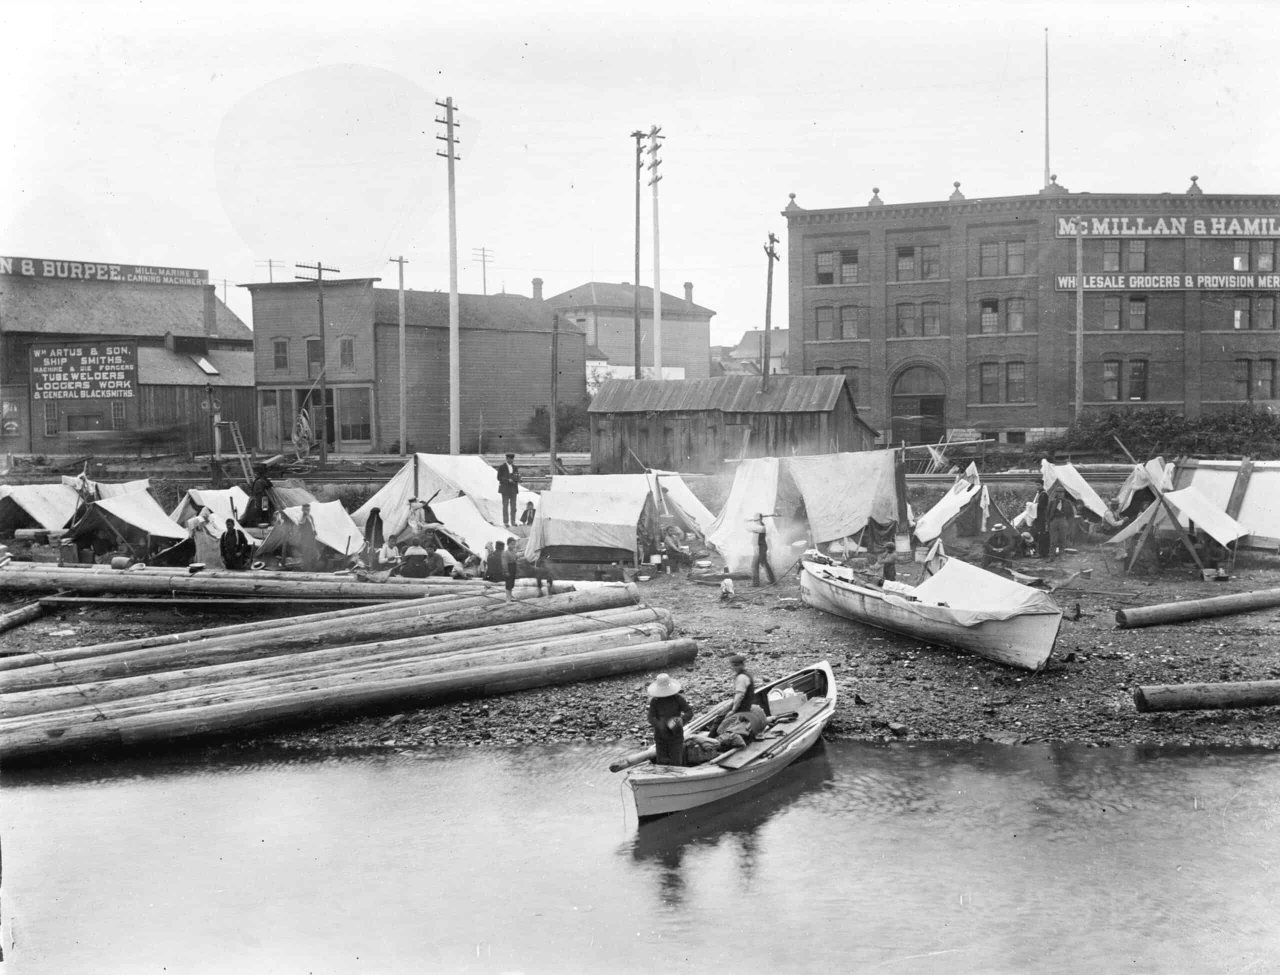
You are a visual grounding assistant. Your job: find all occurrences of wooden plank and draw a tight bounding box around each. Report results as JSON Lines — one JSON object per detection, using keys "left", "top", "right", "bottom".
{"left": 1224, "top": 457, "right": 1254, "bottom": 520}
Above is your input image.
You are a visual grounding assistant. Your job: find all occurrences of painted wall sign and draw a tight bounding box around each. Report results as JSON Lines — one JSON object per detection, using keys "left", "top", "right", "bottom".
{"left": 30, "top": 343, "right": 138, "bottom": 400}
{"left": 1056, "top": 216, "right": 1280, "bottom": 238}
{"left": 0, "top": 256, "right": 207, "bottom": 286}
{"left": 1055, "top": 273, "right": 1280, "bottom": 291}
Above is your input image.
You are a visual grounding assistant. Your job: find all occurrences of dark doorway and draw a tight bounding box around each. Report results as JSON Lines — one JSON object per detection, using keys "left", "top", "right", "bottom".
{"left": 891, "top": 367, "right": 946, "bottom": 445}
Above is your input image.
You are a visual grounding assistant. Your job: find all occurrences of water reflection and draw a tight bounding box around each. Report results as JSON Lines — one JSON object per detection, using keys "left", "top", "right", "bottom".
{"left": 626, "top": 746, "right": 835, "bottom": 908}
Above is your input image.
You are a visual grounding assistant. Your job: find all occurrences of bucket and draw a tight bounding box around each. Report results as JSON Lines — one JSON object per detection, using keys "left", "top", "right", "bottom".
{"left": 110, "top": 556, "right": 131, "bottom": 570}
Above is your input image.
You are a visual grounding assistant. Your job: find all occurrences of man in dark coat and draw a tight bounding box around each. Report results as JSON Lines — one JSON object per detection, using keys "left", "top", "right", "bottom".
{"left": 364, "top": 507, "right": 385, "bottom": 569}
{"left": 646, "top": 673, "right": 694, "bottom": 767}
{"left": 1032, "top": 486, "right": 1051, "bottom": 558}
{"left": 219, "top": 518, "right": 253, "bottom": 570}
{"left": 496, "top": 453, "right": 520, "bottom": 527}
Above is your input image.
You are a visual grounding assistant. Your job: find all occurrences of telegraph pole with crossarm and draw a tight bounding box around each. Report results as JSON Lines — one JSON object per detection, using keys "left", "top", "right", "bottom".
{"left": 295, "top": 261, "right": 340, "bottom": 467}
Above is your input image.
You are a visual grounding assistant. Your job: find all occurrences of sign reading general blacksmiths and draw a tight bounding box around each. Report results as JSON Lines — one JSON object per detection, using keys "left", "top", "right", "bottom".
{"left": 30, "top": 344, "right": 138, "bottom": 400}
{"left": 0, "top": 255, "right": 206, "bottom": 286}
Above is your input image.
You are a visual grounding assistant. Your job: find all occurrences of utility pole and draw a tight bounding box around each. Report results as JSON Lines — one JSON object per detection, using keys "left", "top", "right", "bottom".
{"left": 472, "top": 247, "right": 493, "bottom": 296}
{"left": 647, "top": 125, "right": 664, "bottom": 377}
{"left": 631, "top": 128, "right": 645, "bottom": 379}
{"left": 1074, "top": 215, "right": 1085, "bottom": 420}
{"left": 762, "top": 232, "right": 779, "bottom": 393}
{"left": 295, "top": 261, "right": 340, "bottom": 467}
{"left": 550, "top": 313, "right": 560, "bottom": 474}
{"left": 390, "top": 255, "right": 409, "bottom": 455}
{"left": 437, "top": 96, "right": 462, "bottom": 454}
{"left": 256, "top": 259, "right": 286, "bottom": 283}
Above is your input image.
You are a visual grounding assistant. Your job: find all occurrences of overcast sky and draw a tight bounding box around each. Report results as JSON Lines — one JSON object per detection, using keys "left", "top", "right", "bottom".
{"left": 4, "top": 0, "right": 1275, "bottom": 347}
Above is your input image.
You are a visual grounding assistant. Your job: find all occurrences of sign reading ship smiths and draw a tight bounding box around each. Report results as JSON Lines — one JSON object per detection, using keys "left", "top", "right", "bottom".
{"left": 0, "top": 256, "right": 207, "bottom": 286}
{"left": 30, "top": 343, "right": 138, "bottom": 400}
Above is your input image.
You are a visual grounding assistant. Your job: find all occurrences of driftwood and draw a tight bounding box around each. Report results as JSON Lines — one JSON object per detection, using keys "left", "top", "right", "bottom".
{"left": 1134, "top": 680, "right": 1280, "bottom": 712}
{"left": 1115, "top": 587, "right": 1280, "bottom": 629}
{"left": 0, "top": 638, "right": 699, "bottom": 762}
{"left": 0, "top": 600, "right": 46, "bottom": 638}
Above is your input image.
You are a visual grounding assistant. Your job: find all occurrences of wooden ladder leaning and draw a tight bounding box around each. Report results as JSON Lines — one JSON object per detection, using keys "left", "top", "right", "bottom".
{"left": 218, "top": 421, "right": 254, "bottom": 486}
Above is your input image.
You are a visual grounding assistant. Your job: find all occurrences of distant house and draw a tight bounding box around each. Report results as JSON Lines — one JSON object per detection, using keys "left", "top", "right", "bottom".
{"left": 730, "top": 329, "right": 789, "bottom": 376}
{"left": 587, "top": 374, "right": 878, "bottom": 474}
{"left": 546, "top": 281, "right": 714, "bottom": 380}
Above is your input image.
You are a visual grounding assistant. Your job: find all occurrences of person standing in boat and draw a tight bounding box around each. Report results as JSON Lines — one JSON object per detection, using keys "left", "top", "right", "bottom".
{"left": 646, "top": 673, "right": 693, "bottom": 767}
{"left": 748, "top": 511, "right": 777, "bottom": 587}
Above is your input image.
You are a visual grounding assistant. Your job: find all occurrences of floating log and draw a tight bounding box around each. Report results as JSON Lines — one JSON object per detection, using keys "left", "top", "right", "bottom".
{"left": 0, "top": 600, "right": 46, "bottom": 638}
{"left": 0, "top": 638, "right": 699, "bottom": 762}
{"left": 1, "top": 585, "right": 642, "bottom": 692}
{"left": 5, "top": 620, "right": 675, "bottom": 722}
{"left": 1134, "top": 680, "right": 1280, "bottom": 712}
{"left": 1115, "top": 587, "right": 1280, "bottom": 629}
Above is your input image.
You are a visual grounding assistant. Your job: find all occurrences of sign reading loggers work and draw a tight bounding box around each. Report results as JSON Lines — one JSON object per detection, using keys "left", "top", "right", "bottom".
{"left": 30, "top": 343, "right": 138, "bottom": 400}
{"left": 0, "top": 256, "right": 207, "bottom": 286}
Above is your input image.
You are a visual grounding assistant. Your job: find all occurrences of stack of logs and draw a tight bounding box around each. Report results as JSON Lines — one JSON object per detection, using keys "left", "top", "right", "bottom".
{"left": 0, "top": 572, "right": 696, "bottom": 763}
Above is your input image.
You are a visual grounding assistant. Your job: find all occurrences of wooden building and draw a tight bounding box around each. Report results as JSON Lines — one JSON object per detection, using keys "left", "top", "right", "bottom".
{"left": 0, "top": 255, "right": 254, "bottom": 457}
{"left": 587, "top": 375, "right": 878, "bottom": 474}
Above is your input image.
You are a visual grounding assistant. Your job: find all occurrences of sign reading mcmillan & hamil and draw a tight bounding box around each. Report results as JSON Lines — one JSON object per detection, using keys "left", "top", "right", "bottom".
{"left": 1056, "top": 216, "right": 1280, "bottom": 238}
{"left": 30, "top": 344, "right": 138, "bottom": 400}
{"left": 0, "top": 256, "right": 207, "bottom": 286}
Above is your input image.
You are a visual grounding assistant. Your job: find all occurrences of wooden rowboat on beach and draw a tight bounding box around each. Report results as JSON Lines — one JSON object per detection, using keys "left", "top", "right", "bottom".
{"left": 800, "top": 557, "right": 1062, "bottom": 671}
{"left": 617, "top": 661, "right": 837, "bottom": 821}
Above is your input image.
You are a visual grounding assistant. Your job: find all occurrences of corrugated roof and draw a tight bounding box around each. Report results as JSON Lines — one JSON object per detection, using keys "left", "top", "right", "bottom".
{"left": 588, "top": 375, "right": 848, "bottom": 414}
{"left": 0, "top": 275, "right": 252, "bottom": 341}
{"left": 545, "top": 282, "right": 716, "bottom": 317}
{"left": 373, "top": 289, "right": 583, "bottom": 333}
{"left": 138, "top": 347, "right": 255, "bottom": 387}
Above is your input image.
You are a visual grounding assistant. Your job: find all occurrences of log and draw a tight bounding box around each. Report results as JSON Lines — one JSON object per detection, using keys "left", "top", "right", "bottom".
{"left": 1115, "top": 587, "right": 1280, "bottom": 629}
{"left": 0, "top": 600, "right": 46, "bottom": 638}
{"left": 0, "top": 638, "right": 699, "bottom": 762}
{"left": 4, "top": 621, "right": 675, "bottom": 724}
{"left": 1, "top": 585, "right": 642, "bottom": 692}
{"left": 1133, "top": 680, "right": 1280, "bottom": 713}
{"left": 35, "top": 596, "right": 396, "bottom": 610}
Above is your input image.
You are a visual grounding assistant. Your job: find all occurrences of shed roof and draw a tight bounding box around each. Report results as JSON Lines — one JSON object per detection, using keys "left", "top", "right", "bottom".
{"left": 588, "top": 375, "right": 850, "bottom": 414}
{"left": 545, "top": 282, "right": 715, "bottom": 317}
{"left": 137, "top": 347, "right": 255, "bottom": 387}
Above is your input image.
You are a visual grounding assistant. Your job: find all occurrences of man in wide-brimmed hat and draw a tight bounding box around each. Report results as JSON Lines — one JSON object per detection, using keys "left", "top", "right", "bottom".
{"left": 646, "top": 673, "right": 693, "bottom": 766}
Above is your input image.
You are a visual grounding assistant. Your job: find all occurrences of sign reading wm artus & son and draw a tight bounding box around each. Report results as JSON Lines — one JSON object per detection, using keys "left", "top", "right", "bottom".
{"left": 30, "top": 344, "right": 138, "bottom": 400}
{"left": 0, "top": 255, "right": 207, "bottom": 286}
{"left": 1056, "top": 216, "right": 1280, "bottom": 238}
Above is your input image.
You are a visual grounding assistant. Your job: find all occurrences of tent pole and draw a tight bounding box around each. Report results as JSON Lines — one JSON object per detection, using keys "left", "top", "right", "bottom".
{"left": 1114, "top": 436, "right": 1205, "bottom": 573}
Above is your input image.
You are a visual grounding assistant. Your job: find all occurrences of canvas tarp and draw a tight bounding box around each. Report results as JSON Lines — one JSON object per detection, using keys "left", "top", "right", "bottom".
{"left": 352, "top": 454, "right": 537, "bottom": 536}
{"left": 255, "top": 500, "right": 364, "bottom": 562}
{"left": 786, "top": 451, "right": 900, "bottom": 544}
{"left": 1113, "top": 458, "right": 1171, "bottom": 516}
{"left": 432, "top": 495, "right": 514, "bottom": 553}
{"left": 61, "top": 474, "right": 151, "bottom": 500}
{"left": 0, "top": 483, "right": 82, "bottom": 532}
{"left": 1042, "top": 461, "right": 1120, "bottom": 525}
{"left": 67, "top": 492, "right": 187, "bottom": 545}
{"left": 913, "top": 464, "right": 991, "bottom": 545}
{"left": 170, "top": 487, "right": 252, "bottom": 529}
{"left": 885, "top": 557, "right": 1062, "bottom": 627}
{"left": 524, "top": 489, "right": 648, "bottom": 559}
{"left": 1172, "top": 459, "right": 1280, "bottom": 549}
{"left": 650, "top": 472, "right": 715, "bottom": 537}
{"left": 704, "top": 457, "right": 784, "bottom": 574}
{"left": 1103, "top": 485, "right": 1248, "bottom": 550}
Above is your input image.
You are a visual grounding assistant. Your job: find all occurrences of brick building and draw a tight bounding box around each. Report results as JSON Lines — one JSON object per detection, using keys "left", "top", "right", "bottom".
{"left": 545, "top": 280, "right": 714, "bottom": 380}
{"left": 784, "top": 178, "right": 1280, "bottom": 444}
{"left": 244, "top": 278, "right": 585, "bottom": 455}
{"left": 0, "top": 255, "right": 254, "bottom": 456}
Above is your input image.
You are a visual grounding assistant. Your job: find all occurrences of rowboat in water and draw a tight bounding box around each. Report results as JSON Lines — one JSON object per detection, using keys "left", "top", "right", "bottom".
{"left": 617, "top": 661, "right": 837, "bottom": 821}
{"left": 800, "top": 557, "right": 1062, "bottom": 671}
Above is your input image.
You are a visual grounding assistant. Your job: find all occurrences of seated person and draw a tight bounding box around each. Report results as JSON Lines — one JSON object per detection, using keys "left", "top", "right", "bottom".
{"left": 398, "top": 543, "right": 431, "bottom": 578}
{"left": 983, "top": 523, "right": 1016, "bottom": 568}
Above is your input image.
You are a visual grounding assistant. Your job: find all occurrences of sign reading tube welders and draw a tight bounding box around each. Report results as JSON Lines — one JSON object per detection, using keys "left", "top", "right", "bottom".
{"left": 0, "top": 256, "right": 207, "bottom": 286}
{"left": 30, "top": 344, "right": 138, "bottom": 400}
{"left": 1055, "top": 273, "right": 1280, "bottom": 290}
{"left": 1057, "top": 216, "right": 1280, "bottom": 238}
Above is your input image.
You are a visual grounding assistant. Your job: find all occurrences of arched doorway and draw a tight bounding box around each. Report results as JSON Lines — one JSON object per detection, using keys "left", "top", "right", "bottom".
{"left": 891, "top": 366, "right": 946, "bottom": 445}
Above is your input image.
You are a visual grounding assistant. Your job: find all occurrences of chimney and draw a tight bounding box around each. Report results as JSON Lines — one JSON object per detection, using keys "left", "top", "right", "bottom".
{"left": 203, "top": 284, "right": 219, "bottom": 338}
{"left": 532, "top": 277, "right": 543, "bottom": 301}
{"left": 684, "top": 281, "right": 693, "bottom": 306}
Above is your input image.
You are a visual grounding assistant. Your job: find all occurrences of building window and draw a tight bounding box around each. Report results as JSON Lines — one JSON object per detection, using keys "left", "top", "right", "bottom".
{"left": 1258, "top": 298, "right": 1276, "bottom": 330}
{"left": 896, "top": 303, "right": 919, "bottom": 337}
{"left": 1103, "top": 239, "right": 1121, "bottom": 272}
{"left": 339, "top": 336, "right": 355, "bottom": 370}
{"left": 1007, "top": 240, "right": 1026, "bottom": 276}
{"left": 815, "top": 306, "right": 834, "bottom": 340}
{"left": 979, "top": 299, "right": 999, "bottom": 334}
{"left": 338, "top": 388, "right": 372, "bottom": 441}
{"left": 44, "top": 402, "right": 58, "bottom": 437}
{"left": 273, "top": 339, "right": 288, "bottom": 371}
{"left": 1007, "top": 297, "right": 1025, "bottom": 333}
{"left": 1236, "top": 359, "right": 1277, "bottom": 400}
{"left": 1234, "top": 240, "right": 1250, "bottom": 272}
{"left": 306, "top": 338, "right": 323, "bottom": 376}
{"left": 921, "top": 245, "right": 941, "bottom": 280}
{"left": 921, "top": 301, "right": 941, "bottom": 336}
{"left": 979, "top": 242, "right": 999, "bottom": 277}
{"left": 1006, "top": 431, "right": 1027, "bottom": 445}
{"left": 1128, "top": 359, "right": 1149, "bottom": 401}
{"left": 979, "top": 362, "right": 1000, "bottom": 404}
{"left": 840, "top": 250, "right": 859, "bottom": 284}
{"left": 1259, "top": 241, "right": 1275, "bottom": 272}
{"left": 816, "top": 251, "right": 836, "bottom": 284}
{"left": 1006, "top": 362, "right": 1027, "bottom": 402}
{"left": 1128, "top": 297, "right": 1147, "bottom": 330}
{"left": 840, "top": 366, "right": 859, "bottom": 400}
{"left": 1127, "top": 240, "right": 1146, "bottom": 272}
{"left": 1103, "top": 296, "right": 1121, "bottom": 330}
{"left": 839, "top": 305, "right": 860, "bottom": 339}
{"left": 896, "top": 247, "right": 916, "bottom": 281}
{"left": 1234, "top": 297, "right": 1250, "bottom": 330}
{"left": 111, "top": 401, "right": 126, "bottom": 430}
{"left": 815, "top": 366, "right": 835, "bottom": 376}
{"left": 1102, "top": 360, "right": 1121, "bottom": 401}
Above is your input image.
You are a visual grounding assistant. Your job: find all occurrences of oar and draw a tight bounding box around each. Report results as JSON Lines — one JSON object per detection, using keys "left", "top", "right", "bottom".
{"left": 607, "top": 699, "right": 733, "bottom": 772}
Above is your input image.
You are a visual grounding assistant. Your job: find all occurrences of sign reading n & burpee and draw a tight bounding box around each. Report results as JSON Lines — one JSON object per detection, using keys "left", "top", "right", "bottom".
{"left": 1057, "top": 216, "right": 1280, "bottom": 238}
{"left": 0, "top": 256, "right": 207, "bottom": 286}
{"left": 30, "top": 344, "right": 138, "bottom": 400}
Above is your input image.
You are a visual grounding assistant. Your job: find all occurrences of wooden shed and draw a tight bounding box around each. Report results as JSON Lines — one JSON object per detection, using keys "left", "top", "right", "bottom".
{"left": 588, "top": 375, "right": 878, "bottom": 474}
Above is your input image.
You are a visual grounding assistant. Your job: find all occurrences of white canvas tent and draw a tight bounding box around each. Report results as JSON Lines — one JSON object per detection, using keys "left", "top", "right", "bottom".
{"left": 649, "top": 471, "right": 715, "bottom": 537}
{"left": 352, "top": 454, "right": 537, "bottom": 539}
{"left": 66, "top": 492, "right": 187, "bottom": 560}
{"left": 1172, "top": 458, "right": 1280, "bottom": 550}
{"left": 61, "top": 473, "right": 151, "bottom": 500}
{"left": 1114, "top": 457, "right": 1172, "bottom": 520}
{"left": 912, "top": 463, "right": 1000, "bottom": 545}
{"left": 1104, "top": 485, "right": 1249, "bottom": 551}
{"left": 255, "top": 500, "right": 365, "bottom": 566}
{"left": 170, "top": 487, "right": 253, "bottom": 529}
{"left": 0, "top": 483, "right": 82, "bottom": 533}
{"left": 1041, "top": 460, "right": 1121, "bottom": 525}
{"left": 705, "top": 457, "right": 784, "bottom": 575}
{"left": 524, "top": 477, "right": 656, "bottom": 562}
{"left": 432, "top": 495, "right": 514, "bottom": 553}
